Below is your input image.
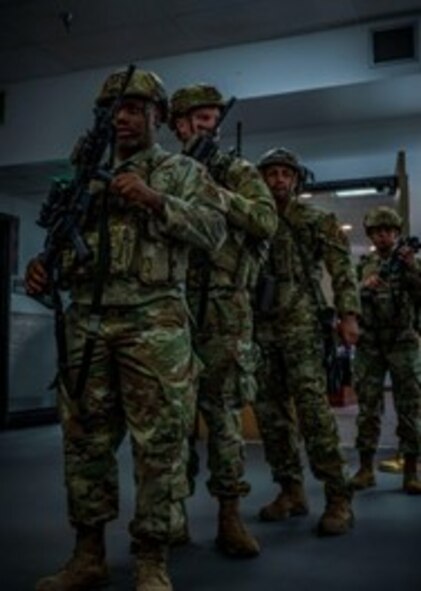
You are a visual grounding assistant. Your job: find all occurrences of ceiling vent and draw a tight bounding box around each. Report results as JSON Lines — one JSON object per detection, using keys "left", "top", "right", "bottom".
{"left": 371, "top": 23, "right": 417, "bottom": 65}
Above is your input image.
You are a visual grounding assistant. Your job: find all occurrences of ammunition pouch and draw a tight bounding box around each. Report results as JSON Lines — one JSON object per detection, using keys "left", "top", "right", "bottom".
{"left": 61, "top": 216, "right": 138, "bottom": 279}
{"left": 61, "top": 214, "right": 188, "bottom": 287}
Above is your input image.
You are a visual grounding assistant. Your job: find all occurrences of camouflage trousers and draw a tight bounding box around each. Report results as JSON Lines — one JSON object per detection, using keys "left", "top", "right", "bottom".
{"left": 253, "top": 325, "right": 350, "bottom": 499}
{"left": 354, "top": 333, "right": 421, "bottom": 455}
{"left": 189, "top": 289, "right": 257, "bottom": 498}
{"left": 58, "top": 299, "right": 198, "bottom": 543}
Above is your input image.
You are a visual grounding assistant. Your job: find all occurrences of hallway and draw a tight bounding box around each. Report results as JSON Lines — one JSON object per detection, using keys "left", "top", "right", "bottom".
{"left": 0, "top": 401, "right": 420, "bottom": 591}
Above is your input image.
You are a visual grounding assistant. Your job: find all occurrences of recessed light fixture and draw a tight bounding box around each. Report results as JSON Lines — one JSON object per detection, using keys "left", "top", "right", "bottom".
{"left": 336, "top": 188, "right": 379, "bottom": 197}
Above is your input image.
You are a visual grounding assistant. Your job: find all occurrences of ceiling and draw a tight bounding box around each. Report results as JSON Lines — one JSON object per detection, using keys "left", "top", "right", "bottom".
{"left": 0, "top": 0, "right": 420, "bottom": 84}
{"left": 1, "top": 0, "right": 421, "bottom": 201}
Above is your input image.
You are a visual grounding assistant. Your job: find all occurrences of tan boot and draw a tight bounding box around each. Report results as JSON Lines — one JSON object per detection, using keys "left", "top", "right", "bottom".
{"left": 35, "top": 525, "right": 109, "bottom": 591}
{"left": 378, "top": 453, "right": 404, "bottom": 474}
{"left": 403, "top": 454, "right": 421, "bottom": 495}
{"left": 317, "top": 496, "right": 354, "bottom": 536}
{"left": 135, "top": 537, "right": 173, "bottom": 591}
{"left": 216, "top": 497, "right": 260, "bottom": 558}
{"left": 351, "top": 452, "right": 376, "bottom": 490}
{"left": 259, "top": 481, "right": 309, "bottom": 522}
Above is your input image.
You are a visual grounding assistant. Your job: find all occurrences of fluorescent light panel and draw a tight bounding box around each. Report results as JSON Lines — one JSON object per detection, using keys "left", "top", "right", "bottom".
{"left": 336, "top": 188, "right": 379, "bottom": 197}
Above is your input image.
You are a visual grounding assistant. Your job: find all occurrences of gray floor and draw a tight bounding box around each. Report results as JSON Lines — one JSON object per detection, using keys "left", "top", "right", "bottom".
{"left": 0, "top": 397, "right": 420, "bottom": 591}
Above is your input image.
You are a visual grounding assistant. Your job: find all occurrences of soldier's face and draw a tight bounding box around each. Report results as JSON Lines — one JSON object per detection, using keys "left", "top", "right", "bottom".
{"left": 113, "top": 98, "right": 155, "bottom": 155}
{"left": 263, "top": 164, "right": 298, "bottom": 206}
{"left": 175, "top": 106, "right": 221, "bottom": 142}
{"left": 369, "top": 226, "right": 399, "bottom": 253}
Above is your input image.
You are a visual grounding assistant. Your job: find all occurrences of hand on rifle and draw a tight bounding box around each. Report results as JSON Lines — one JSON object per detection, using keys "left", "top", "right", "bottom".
{"left": 337, "top": 313, "right": 359, "bottom": 346}
{"left": 25, "top": 257, "right": 49, "bottom": 295}
{"left": 110, "top": 172, "right": 164, "bottom": 216}
{"left": 397, "top": 245, "right": 417, "bottom": 270}
{"left": 362, "top": 272, "right": 386, "bottom": 290}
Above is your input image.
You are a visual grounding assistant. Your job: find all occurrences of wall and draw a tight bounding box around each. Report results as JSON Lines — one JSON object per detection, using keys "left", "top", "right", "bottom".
{"left": 0, "top": 16, "right": 420, "bottom": 166}
{"left": 225, "top": 114, "right": 421, "bottom": 234}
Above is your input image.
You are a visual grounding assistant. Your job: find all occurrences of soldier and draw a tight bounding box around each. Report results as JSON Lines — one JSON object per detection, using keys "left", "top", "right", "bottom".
{"left": 25, "top": 68, "right": 227, "bottom": 591}
{"left": 351, "top": 206, "right": 421, "bottom": 494}
{"left": 168, "top": 84, "right": 277, "bottom": 556}
{"left": 253, "top": 147, "right": 360, "bottom": 535}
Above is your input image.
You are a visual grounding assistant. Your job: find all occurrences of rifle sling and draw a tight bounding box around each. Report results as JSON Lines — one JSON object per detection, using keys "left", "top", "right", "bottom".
{"left": 51, "top": 277, "right": 68, "bottom": 391}
{"left": 71, "top": 194, "right": 110, "bottom": 401}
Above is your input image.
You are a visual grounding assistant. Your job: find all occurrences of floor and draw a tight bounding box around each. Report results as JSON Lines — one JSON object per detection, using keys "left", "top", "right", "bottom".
{"left": 0, "top": 396, "right": 420, "bottom": 591}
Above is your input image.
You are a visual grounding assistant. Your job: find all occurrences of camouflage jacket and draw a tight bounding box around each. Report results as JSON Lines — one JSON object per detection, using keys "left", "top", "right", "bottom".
{"left": 61, "top": 143, "right": 227, "bottom": 306}
{"left": 188, "top": 149, "right": 277, "bottom": 293}
{"left": 257, "top": 198, "right": 360, "bottom": 328}
{"left": 358, "top": 249, "right": 421, "bottom": 335}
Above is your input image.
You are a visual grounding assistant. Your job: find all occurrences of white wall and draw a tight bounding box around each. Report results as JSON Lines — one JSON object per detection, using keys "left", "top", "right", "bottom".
{"left": 0, "top": 16, "right": 420, "bottom": 166}
{"left": 223, "top": 114, "right": 421, "bottom": 235}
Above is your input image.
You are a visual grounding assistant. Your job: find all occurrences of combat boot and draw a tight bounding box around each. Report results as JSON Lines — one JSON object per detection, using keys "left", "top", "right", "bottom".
{"left": 135, "top": 537, "right": 173, "bottom": 591}
{"left": 351, "top": 452, "right": 376, "bottom": 490}
{"left": 259, "top": 481, "right": 309, "bottom": 521}
{"left": 216, "top": 497, "right": 260, "bottom": 558}
{"left": 317, "top": 496, "right": 354, "bottom": 536}
{"left": 378, "top": 452, "right": 404, "bottom": 474}
{"left": 403, "top": 454, "right": 421, "bottom": 495}
{"left": 35, "top": 524, "right": 109, "bottom": 591}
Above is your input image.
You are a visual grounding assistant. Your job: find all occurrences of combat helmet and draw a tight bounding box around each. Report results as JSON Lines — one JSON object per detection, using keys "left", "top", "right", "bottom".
{"left": 96, "top": 68, "right": 168, "bottom": 122}
{"left": 256, "top": 147, "right": 312, "bottom": 191}
{"left": 363, "top": 206, "right": 402, "bottom": 234}
{"left": 169, "top": 84, "right": 225, "bottom": 129}
{"left": 256, "top": 147, "right": 302, "bottom": 173}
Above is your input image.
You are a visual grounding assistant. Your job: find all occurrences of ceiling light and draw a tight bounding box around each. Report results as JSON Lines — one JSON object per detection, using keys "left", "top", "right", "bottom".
{"left": 341, "top": 224, "right": 353, "bottom": 231}
{"left": 335, "top": 188, "right": 379, "bottom": 197}
{"left": 300, "top": 192, "right": 313, "bottom": 199}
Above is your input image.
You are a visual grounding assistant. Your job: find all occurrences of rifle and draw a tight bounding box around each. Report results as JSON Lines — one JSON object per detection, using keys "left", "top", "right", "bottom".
{"left": 378, "top": 236, "right": 421, "bottom": 279}
{"left": 184, "top": 96, "right": 236, "bottom": 165}
{"left": 35, "top": 64, "right": 136, "bottom": 305}
{"left": 318, "top": 307, "right": 353, "bottom": 396}
{"left": 235, "top": 120, "right": 242, "bottom": 158}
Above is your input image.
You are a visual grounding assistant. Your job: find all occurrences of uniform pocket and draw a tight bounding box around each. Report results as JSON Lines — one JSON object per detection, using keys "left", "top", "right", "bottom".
{"left": 60, "top": 217, "right": 138, "bottom": 278}
{"left": 108, "top": 220, "right": 138, "bottom": 275}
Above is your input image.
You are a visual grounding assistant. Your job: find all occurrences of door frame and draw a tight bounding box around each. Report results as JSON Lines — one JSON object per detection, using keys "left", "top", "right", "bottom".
{"left": 0, "top": 213, "right": 57, "bottom": 429}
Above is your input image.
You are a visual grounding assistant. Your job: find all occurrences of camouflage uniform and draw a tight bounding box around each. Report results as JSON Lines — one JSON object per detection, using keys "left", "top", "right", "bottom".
{"left": 188, "top": 150, "right": 277, "bottom": 498}
{"left": 169, "top": 85, "right": 276, "bottom": 556}
{"left": 59, "top": 142, "right": 226, "bottom": 543}
{"left": 254, "top": 197, "right": 359, "bottom": 498}
{"left": 252, "top": 149, "right": 359, "bottom": 531}
{"left": 352, "top": 207, "right": 421, "bottom": 484}
{"left": 31, "top": 69, "right": 227, "bottom": 591}
{"left": 354, "top": 250, "right": 421, "bottom": 457}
